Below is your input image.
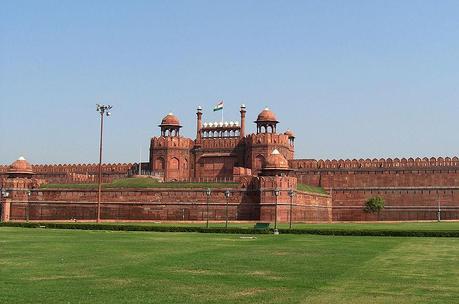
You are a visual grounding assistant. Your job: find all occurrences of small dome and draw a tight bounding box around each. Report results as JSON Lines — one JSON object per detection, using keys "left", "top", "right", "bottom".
{"left": 256, "top": 107, "right": 278, "bottom": 122}
{"left": 7, "top": 156, "right": 34, "bottom": 175}
{"left": 263, "top": 149, "right": 289, "bottom": 170}
{"left": 284, "top": 129, "right": 295, "bottom": 138}
{"left": 160, "top": 113, "right": 181, "bottom": 126}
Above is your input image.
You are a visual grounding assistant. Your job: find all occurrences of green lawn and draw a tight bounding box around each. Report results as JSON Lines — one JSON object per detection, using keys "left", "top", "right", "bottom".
{"left": 40, "top": 177, "right": 239, "bottom": 189}
{"left": 1, "top": 228, "right": 459, "bottom": 303}
{"left": 296, "top": 183, "right": 327, "bottom": 194}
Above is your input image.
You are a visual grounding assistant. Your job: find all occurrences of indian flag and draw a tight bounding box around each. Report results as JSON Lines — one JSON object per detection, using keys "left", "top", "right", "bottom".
{"left": 213, "top": 100, "right": 224, "bottom": 112}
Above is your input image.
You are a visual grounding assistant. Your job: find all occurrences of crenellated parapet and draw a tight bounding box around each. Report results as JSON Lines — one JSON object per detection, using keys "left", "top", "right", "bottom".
{"left": 246, "top": 132, "right": 291, "bottom": 147}
{"left": 150, "top": 136, "right": 194, "bottom": 150}
{"left": 30, "top": 163, "right": 135, "bottom": 174}
{"left": 201, "top": 137, "right": 244, "bottom": 150}
{"left": 290, "top": 157, "right": 459, "bottom": 170}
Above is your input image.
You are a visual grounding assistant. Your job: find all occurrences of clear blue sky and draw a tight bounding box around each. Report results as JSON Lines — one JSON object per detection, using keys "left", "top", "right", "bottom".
{"left": 1, "top": 0, "right": 459, "bottom": 164}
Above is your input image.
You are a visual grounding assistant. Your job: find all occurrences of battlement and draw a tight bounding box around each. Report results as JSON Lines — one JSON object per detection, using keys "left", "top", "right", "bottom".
{"left": 151, "top": 136, "right": 194, "bottom": 149}
{"left": 290, "top": 157, "right": 459, "bottom": 170}
{"left": 0, "top": 163, "right": 135, "bottom": 178}
{"left": 201, "top": 137, "right": 244, "bottom": 150}
{"left": 246, "top": 133, "right": 291, "bottom": 146}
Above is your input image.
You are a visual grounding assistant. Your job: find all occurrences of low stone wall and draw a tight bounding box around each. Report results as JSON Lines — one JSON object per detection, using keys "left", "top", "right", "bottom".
{"left": 332, "top": 187, "right": 459, "bottom": 221}
{"left": 2, "top": 187, "right": 332, "bottom": 222}
{"left": 7, "top": 188, "right": 258, "bottom": 221}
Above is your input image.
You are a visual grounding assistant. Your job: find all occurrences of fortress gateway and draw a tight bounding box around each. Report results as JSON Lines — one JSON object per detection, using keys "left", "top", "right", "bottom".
{"left": 1, "top": 106, "right": 459, "bottom": 223}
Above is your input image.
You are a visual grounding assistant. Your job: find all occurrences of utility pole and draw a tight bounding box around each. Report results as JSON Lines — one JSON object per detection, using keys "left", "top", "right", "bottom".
{"left": 224, "top": 190, "right": 231, "bottom": 228}
{"left": 437, "top": 197, "right": 441, "bottom": 222}
{"left": 288, "top": 189, "right": 295, "bottom": 229}
{"left": 96, "top": 104, "right": 112, "bottom": 223}
{"left": 206, "top": 188, "right": 211, "bottom": 228}
{"left": 273, "top": 188, "right": 280, "bottom": 231}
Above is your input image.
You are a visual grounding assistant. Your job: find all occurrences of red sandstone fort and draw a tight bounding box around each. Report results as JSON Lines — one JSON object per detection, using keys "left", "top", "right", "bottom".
{"left": 1, "top": 106, "right": 459, "bottom": 223}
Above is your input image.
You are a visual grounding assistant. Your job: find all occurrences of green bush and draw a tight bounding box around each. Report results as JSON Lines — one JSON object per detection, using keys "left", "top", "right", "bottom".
{"left": 0, "top": 222, "right": 270, "bottom": 234}
{"left": 277, "top": 228, "right": 459, "bottom": 237}
{"left": 364, "top": 196, "right": 385, "bottom": 213}
{"left": 2, "top": 222, "right": 459, "bottom": 237}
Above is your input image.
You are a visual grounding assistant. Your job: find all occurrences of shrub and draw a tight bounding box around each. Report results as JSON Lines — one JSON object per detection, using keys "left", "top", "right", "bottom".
{"left": 2, "top": 222, "right": 459, "bottom": 237}
{"left": 364, "top": 196, "right": 385, "bottom": 213}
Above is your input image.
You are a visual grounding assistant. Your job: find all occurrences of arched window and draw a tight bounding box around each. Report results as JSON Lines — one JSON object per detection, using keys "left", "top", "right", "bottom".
{"left": 155, "top": 157, "right": 165, "bottom": 170}
{"left": 183, "top": 159, "right": 188, "bottom": 169}
{"left": 169, "top": 157, "right": 180, "bottom": 170}
{"left": 255, "top": 155, "right": 265, "bottom": 170}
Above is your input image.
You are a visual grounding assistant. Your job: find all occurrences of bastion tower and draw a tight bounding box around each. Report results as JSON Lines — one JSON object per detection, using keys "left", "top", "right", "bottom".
{"left": 149, "top": 113, "right": 193, "bottom": 181}
{"left": 246, "top": 108, "right": 295, "bottom": 175}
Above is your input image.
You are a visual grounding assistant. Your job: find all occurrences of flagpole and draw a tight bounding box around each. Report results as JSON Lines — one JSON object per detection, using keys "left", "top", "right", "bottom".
{"left": 221, "top": 106, "right": 224, "bottom": 123}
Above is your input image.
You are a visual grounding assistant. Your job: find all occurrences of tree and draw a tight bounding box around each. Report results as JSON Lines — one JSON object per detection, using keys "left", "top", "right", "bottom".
{"left": 364, "top": 196, "right": 385, "bottom": 219}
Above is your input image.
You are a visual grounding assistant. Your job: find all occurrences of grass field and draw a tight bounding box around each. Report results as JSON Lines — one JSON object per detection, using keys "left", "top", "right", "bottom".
{"left": 1, "top": 227, "right": 459, "bottom": 303}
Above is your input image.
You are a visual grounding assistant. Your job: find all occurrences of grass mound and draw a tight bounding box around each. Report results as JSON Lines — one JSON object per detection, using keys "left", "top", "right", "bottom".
{"left": 39, "top": 177, "right": 239, "bottom": 189}
{"left": 297, "top": 183, "right": 327, "bottom": 194}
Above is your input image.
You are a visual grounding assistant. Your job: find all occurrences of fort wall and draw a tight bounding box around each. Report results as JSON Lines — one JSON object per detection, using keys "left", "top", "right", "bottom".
{"left": 4, "top": 187, "right": 331, "bottom": 222}
{"left": 0, "top": 163, "right": 135, "bottom": 187}
{"left": 291, "top": 157, "right": 459, "bottom": 221}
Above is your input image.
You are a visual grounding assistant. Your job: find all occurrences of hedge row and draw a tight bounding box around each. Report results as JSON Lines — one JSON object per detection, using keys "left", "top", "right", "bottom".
{"left": 277, "top": 228, "right": 459, "bottom": 237}
{"left": 0, "top": 222, "right": 270, "bottom": 234}
{"left": 1, "top": 222, "right": 459, "bottom": 237}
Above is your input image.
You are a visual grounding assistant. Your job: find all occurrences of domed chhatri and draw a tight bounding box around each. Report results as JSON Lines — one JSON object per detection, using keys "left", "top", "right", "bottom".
{"left": 159, "top": 113, "right": 182, "bottom": 137}
{"left": 284, "top": 129, "right": 295, "bottom": 138}
{"left": 255, "top": 107, "right": 279, "bottom": 134}
{"left": 7, "top": 156, "right": 34, "bottom": 176}
{"left": 256, "top": 107, "right": 278, "bottom": 123}
{"left": 160, "top": 113, "right": 181, "bottom": 127}
{"left": 264, "top": 149, "right": 289, "bottom": 170}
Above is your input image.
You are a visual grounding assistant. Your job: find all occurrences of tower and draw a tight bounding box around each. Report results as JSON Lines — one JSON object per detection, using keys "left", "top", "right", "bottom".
{"left": 246, "top": 108, "right": 294, "bottom": 175}
{"left": 258, "top": 149, "right": 297, "bottom": 223}
{"left": 149, "top": 113, "right": 193, "bottom": 181}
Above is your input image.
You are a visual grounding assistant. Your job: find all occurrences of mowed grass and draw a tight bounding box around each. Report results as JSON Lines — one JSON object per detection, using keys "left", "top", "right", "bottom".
{"left": 296, "top": 183, "right": 328, "bottom": 194}
{"left": 1, "top": 228, "right": 459, "bottom": 304}
{"left": 40, "top": 177, "right": 239, "bottom": 189}
{"left": 39, "top": 178, "right": 327, "bottom": 194}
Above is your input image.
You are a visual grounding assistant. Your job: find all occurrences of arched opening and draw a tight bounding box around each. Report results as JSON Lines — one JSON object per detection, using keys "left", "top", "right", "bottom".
{"left": 154, "top": 157, "right": 165, "bottom": 171}
{"left": 169, "top": 157, "right": 180, "bottom": 170}
{"left": 255, "top": 155, "right": 265, "bottom": 170}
